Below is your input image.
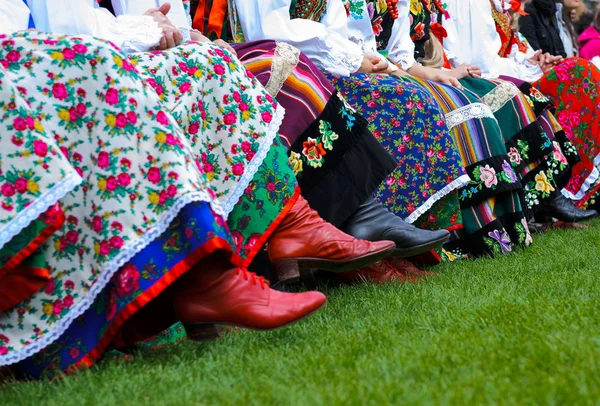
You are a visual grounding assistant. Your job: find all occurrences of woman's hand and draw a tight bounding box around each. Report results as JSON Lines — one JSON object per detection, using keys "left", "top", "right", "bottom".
{"left": 450, "top": 64, "right": 482, "bottom": 79}
{"left": 408, "top": 64, "right": 462, "bottom": 87}
{"left": 213, "top": 39, "right": 237, "bottom": 57}
{"left": 144, "top": 2, "right": 183, "bottom": 50}
{"left": 358, "top": 55, "right": 393, "bottom": 74}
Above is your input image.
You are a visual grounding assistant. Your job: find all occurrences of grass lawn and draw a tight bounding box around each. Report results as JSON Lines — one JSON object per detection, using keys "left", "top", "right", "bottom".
{"left": 2, "top": 220, "right": 600, "bottom": 405}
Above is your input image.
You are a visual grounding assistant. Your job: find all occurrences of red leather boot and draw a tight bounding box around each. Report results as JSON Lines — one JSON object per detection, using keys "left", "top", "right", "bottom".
{"left": 173, "top": 256, "right": 327, "bottom": 341}
{"left": 335, "top": 258, "right": 437, "bottom": 285}
{"left": 268, "top": 196, "right": 395, "bottom": 283}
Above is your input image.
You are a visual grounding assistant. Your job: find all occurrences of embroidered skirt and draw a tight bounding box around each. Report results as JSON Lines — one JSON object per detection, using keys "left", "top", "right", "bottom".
{"left": 326, "top": 72, "right": 469, "bottom": 226}
{"left": 233, "top": 40, "right": 396, "bottom": 226}
{"left": 0, "top": 33, "right": 297, "bottom": 376}
{"left": 531, "top": 57, "right": 600, "bottom": 206}
{"left": 402, "top": 76, "right": 531, "bottom": 258}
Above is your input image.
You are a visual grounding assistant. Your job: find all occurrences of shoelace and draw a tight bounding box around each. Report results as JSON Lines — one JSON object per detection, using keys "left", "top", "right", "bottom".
{"left": 235, "top": 267, "right": 269, "bottom": 290}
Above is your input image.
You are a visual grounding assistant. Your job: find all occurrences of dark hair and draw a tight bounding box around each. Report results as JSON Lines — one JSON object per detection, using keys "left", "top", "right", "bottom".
{"left": 574, "top": 10, "right": 594, "bottom": 35}
{"left": 594, "top": 7, "right": 600, "bottom": 33}
{"left": 562, "top": 2, "right": 578, "bottom": 49}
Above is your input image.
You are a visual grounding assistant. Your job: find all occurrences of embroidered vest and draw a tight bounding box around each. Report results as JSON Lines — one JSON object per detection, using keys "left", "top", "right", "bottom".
{"left": 289, "top": 0, "right": 328, "bottom": 22}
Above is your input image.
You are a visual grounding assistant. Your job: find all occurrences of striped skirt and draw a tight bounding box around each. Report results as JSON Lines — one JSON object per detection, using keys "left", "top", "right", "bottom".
{"left": 403, "top": 76, "right": 530, "bottom": 258}
{"left": 233, "top": 40, "right": 396, "bottom": 227}
{"left": 460, "top": 77, "right": 577, "bottom": 219}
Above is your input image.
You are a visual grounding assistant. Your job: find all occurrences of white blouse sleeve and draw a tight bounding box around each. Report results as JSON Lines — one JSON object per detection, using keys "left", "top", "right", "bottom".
{"left": 443, "top": 0, "right": 542, "bottom": 81}
{"left": 0, "top": 0, "right": 30, "bottom": 35}
{"left": 27, "top": 0, "right": 163, "bottom": 53}
{"left": 111, "top": 0, "right": 192, "bottom": 42}
{"left": 385, "top": 0, "right": 417, "bottom": 70}
{"left": 233, "top": 0, "right": 364, "bottom": 76}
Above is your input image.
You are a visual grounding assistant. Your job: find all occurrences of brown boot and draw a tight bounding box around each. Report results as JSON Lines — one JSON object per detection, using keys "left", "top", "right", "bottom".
{"left": 173, "top": 255, "right": 327, "bottom": 341}
{"left": 268, "top": 196, "right": 395, "bottom": 283}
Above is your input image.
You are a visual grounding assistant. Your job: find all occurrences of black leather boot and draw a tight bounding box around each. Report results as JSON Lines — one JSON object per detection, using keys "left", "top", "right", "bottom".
{"left": 340, "top": 197, "right": 450, "bottom": 258}
{"left": 538, "top": 195, "right": 598, "bottom": 223}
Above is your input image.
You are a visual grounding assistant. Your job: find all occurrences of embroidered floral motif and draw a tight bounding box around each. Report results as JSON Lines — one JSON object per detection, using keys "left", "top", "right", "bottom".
{"left": 483, "top": 229, "right": 512, "bottom": 255}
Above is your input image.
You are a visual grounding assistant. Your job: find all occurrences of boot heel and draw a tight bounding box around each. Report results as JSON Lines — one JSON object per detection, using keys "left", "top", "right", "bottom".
{"left": 273, "top": 259, "right": 301, "bottom": 284}
{"left": 183, "top": 323, "right": 221, "bottom": 342}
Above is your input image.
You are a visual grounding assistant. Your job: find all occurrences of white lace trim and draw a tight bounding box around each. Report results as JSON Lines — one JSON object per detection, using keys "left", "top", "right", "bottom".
{"left": 0, "top": 188, "right": 232, "bottom": 367}
{"left": 482, "top": 81, "right": 521, "bottom": 113}
{"left": 115, "top": 15, "right": 163, "bottom": 54}
{"left": 220, "top": 105, "right": 285, "bottom": 219}
{"left": 265, "top": 42, "right": 301, "bottom": 97}
{"left": 404, "top": 174, "right": 471, "bottom": 224}
{"left": 322, "top": 35, "right": 363, "bottom": 76}
{"left": 0, "top": 171, "right": 82, "bottom": 252}
{"left": 445, "top": 103, "right": 496, "bottom": 130}
{"left": 0, "top": 106, "right": 285, "bottom": 367}
{"left": 561, "top": 153, "right": 600, "bottom": 201}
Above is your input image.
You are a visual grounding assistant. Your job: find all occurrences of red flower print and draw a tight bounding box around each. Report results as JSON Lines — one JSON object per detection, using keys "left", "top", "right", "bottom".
{"left": 75, "top": 103, "right": 87, "bottom": 117}
{"left": 11, "top": 135, "right": 23, "bottom": 146}
{"left": 261, "top": 111, "right": 273, "bottom": 123}
{"left": 0, "top": 334, "right": 9, "bottom": 344}
{"left": 5, "top": 50, "right": 20, "bottom": 63}
{"left": 120, "top": 158, "right": 131, "bottom": 167}
{"left": 159, "top": 191, "right": 168, "bottom": 204}
{"left": 99, "top": 240, "right": 111, "bottom": 256}
{"left": 372, "top": 16, "right": 383, "bottom": 36}
{"left": 406, "top": 100, "right": 415, "bottom": 109}
{"left": 62, "top": 48, "right": 75, "bottom": 60}
{"left": 188, "top": 122, "right": 199, "bottom": 134}
{"left": 92, "top": 216, "right": 103, "bottom": 233}
{"left": 1, "top": 183, "right": 15, "bottom": 197}
{"left": 69, "top": 347, "right": 80, "bottom": 359}
{"left": 115, "top": 113, "right": 127, "bottom": 128}
{"left": 110, "top": 236, "right": 124, "bottom": 249}
{"left": 106, "top": 176, "right": 118, "bottom": 191}
{"left": 44, "top": 279, "right": 55, "bottom": 295}
{"left": 367, "top": 100, "right": 377, "bottom": 108}
{"left": 214, "top": 64, "right": 225, "bottom": 75}
{"left": 53, "top": 300, "right": 64, "bottom": 315}
{"left": 156, "top": 111, "right": 169, "bottom": 125}
{"left": 371, "top": 90, "right": 381, "bottom": 99}
{"left": 33, "top": 139, "right": 48, "bottom": 156}
{"left": 118, "top": 172, "right": 131, "bottom": 186}
{"left": 65, "top": 230, "right": 79, "bottom": 244}
{"left": 179, "top": 82, "right": 191, "bottom": 93}
{"left": 0, "top": 347, "right": 7, "bottom": 355}
{"left": 97, "top": 151, "right": 110, "bottom": 169}
{"left": 65, "top": 280, "right": 75, "bottom": 290}
{"left": 232, "top": 163, "right": 244, "bottom": 176}
{"left": 15, "top": 178, "right": 27, "bottom": 194}
{"left": 232, "top": 92, "right": 241, "bottom": 103}
{"left": 167, "top": 184, "right": 178, "bottom": 197}
{"left": 215, "top": 48, "right": 225, "bottom": 57}
{"left": 147, "top": 167, "right": 161, "bottom": 184}
{"left": 223, "top": 112, "right": 237, "bottom": 125}
{"left": 13, "top": 117, "right": 26, "bottom": 131}
{"left": 73, "top": 44, "right": 87, "bottom": 54}
{"left": 239, "top": 102, "right": 249, "bottom": 111}
{"left": 437, "top": 151, "right": 445, "bottom": 159}
{"left": 63, "top": 295, "right": 74, "bottom": 308}
{"left": 52, "top": 83, "right": 68, "bottom": 101}
{"left": 241, "top": 141, "right": 252, "bottom": 153}
{"left": 106, "top": 289, "right": 117, "bottom": 320}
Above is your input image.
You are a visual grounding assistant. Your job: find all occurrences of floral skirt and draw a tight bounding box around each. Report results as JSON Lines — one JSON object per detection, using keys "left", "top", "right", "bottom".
{"left": 233, "top": 40, "right": 395, "bottom": 226}
{"left": 403, "top": 76, "right": 530, "bottom": 257}
{"left": 326, "top": 72, "right": 469, "bottom": 225}
{"left": 460, "top": 77, "right": 575, "bottom": 219}
{"left": 0, "top": 33, "right": 296, "bottom": 376}
{"left": 531, "top": 57, "right": 600, "bottom": 205}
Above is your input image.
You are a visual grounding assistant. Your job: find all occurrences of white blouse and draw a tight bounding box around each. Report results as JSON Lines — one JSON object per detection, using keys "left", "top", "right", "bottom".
{"left": 384, "top": 0, "right": 418, "bottom": 70}
{"left": 0, "top": 0, "right": 31, "bottom": 35}
{"left": 231, "top": 0, "right": 364, "bottom": 76}
{"left": 443, "top": 0, "right": 543, "bottom": 82}
{"left": 25, "top": 0, "right": 163, "bottom": 53}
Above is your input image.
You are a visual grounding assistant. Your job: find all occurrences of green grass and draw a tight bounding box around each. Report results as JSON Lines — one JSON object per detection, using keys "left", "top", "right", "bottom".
{"left": 3, "top": 221, "right": 600, "bottom": 405}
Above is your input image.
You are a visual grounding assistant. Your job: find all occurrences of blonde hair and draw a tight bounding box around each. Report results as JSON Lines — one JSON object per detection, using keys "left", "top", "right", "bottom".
{"left": 421, "top": 35, "right": 445, "bottom": 69}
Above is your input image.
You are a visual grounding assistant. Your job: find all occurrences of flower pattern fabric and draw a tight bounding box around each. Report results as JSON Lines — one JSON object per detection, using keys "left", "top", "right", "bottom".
{"left": 0, "top": 32, "right": 290, "bottom": 368}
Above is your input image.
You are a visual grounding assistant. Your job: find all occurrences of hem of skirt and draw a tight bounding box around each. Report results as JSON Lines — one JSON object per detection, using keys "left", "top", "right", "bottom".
{"left": 562, "top": 165, "right": 600, "bottom": 201}
{"left": 239, "top": 185, "right": 300, "bottom": 269}
{"left": 0, "top": 207, "right": 65, "bottom": 278}
{"left": 220, "top": 105, "right": 285, "bottom": 219}
{"left": 69, "top": 236, "right": 233, "bottom": 373}
{"left": 404, "top": 174, "right": 471, "bottom": 224}
{"left": 0, "top": 191, "right": 232, "bottom": 367}
{"left": 0, "top": 172, "right": 82, "bottom": 252}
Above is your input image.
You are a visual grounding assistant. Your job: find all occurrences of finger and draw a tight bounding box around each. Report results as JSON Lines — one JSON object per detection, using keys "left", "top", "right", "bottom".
{"left": 157, "top": 2, "right": 171, "bottom": 15}
{"left": 157, "top": 37, "right": 167, "bottom": 50}
{"left": 450, "top": 77, "right": 462, "bottom": 88}
{"left": 372, "top": 60, "right": 388, "bottom": 72}
{"left": 165, "top": 32, "right": 176, "bottom": 49}
{"left": 173, "top": 29, "right": 183, "bottom": 46}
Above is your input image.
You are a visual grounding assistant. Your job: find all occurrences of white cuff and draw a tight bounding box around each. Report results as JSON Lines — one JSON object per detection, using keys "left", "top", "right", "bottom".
{"left": 320, "top": 34, "right": 363, "bottom": 76}
{"left": 114, "top": 15, "right": 163, "bottom": 54}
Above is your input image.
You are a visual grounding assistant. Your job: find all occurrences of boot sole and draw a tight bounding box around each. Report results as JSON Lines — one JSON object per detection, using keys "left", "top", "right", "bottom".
{"left": 272, "top": 245, "right": 395, "bottom": 284}
{"left": 182, "top": 299, "right": 327, "bottom": 342}
{"left": 388, "top": 234, "right": 450, "bottom": 258}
